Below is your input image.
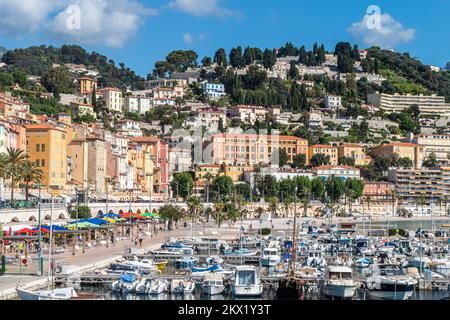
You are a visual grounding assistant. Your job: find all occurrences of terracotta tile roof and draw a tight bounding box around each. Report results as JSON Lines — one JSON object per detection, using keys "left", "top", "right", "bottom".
{"left": 310, "top": 144, "right": 337, "bottom": 149}
{"left": 314, "top": 165, "right": 360, "bottom": 171}
{"left": 380, "top": 142, "right": 417, "bottom": 148}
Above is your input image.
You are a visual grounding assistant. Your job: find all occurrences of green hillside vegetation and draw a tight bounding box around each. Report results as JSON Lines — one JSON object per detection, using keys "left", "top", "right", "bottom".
{"left": 380, "top": 69, "right": 429, "bottom": 95}
{"left": 1, "top": 45, "right": 145, "bottom": 90}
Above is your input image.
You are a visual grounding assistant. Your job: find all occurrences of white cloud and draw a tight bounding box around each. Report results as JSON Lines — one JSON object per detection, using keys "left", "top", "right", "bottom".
{"left": 183, "top": 33, "right": 195, "bottom": 44}
{"left": 0, "top": 0, "right": 157, "bottom": 48}
{"left": 0, "top": 0, "right": 63, "bottom": 36}
{"left": 168, "top": 0, "right": 235, "bottom": 17}
{"left": 348, "top": 13, "right": 415, "bottom": 49}
{"left": 48, "top": 0, "right": 158, "bottom": 48}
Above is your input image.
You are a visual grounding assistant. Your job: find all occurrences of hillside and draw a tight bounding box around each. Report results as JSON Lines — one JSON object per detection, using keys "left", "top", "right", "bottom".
{"left": 1, "top": 45, "right": 145, "bottom": 90}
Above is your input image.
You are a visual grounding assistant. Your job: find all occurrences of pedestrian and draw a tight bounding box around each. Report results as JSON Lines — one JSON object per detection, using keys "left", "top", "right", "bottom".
{"left": 134, "top": 238, "right": 138, "bottom": 247}
{"left": 139, "top": 237, "right": 143, "bottom": 248}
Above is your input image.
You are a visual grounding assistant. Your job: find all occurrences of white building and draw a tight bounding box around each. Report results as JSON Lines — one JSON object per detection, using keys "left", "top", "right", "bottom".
{"left": 202, "top": 83, "right": 226, "bottom": 100}
{"left": 124, "top": 96, "right": 151, "bottom": 114}
{"left": 306, "top": 112, "right": 323, "bottom": 128}
{"left": 367, "top": 93, "right": 450, "bottom": 114}
{"left": 114, "top": 120, "right": 142, "bottom": 137}
{"left": 245, "top": 167, "right": 313, "bottom": 188}
{"left": 99, "top": 88, "right": 123, "bottom": 113}
{"left": 313, "top": 165, "right": 361, "bottom": 180}
{"left": 324, "top": 95, "right": 342, "bottom": 110}
{"left": 229, "top": 105, "right": 268, "bottom": 125}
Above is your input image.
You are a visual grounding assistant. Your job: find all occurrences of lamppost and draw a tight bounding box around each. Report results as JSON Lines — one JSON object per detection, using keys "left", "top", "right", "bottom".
{"left": 37, "top": 182, "right": 43, "bottom": 276}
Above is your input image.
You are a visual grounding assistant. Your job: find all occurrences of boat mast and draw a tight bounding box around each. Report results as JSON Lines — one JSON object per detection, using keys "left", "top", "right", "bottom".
{"left": 47, "top": 195, "right": 54, "bottom": 295}
{"left": 289, "top": 189, "right": 298, "bottom": 277}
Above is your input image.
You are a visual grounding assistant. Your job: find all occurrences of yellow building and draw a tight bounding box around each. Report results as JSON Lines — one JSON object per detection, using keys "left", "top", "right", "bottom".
{"left": 372, "top": 142, "right": 424, "bottom": 168}
{"left": 195, "top": 164, "right": 222, "bottom": 180}
{"left": 77, "top": 77, "right": 97, "bottom": 95}
{"left": 308, "top": 144, "right": 339, "bottom": 165}
{"left": 99, "top": 87, "right": 123, "bottom": 113}
{"left": 67, "top": 138, "right": 89, "bottom": 189}
{"left": 338, "top": 143, "right": 369, "bottom": 166}
{"left": 222, "top": 164, "right": 255, "bottom": 182}
{"left": 26, "top": 124, "right": 67, "bottom": 190}
{"left": 208, "top": 134, "right": 308, "bottom": 165}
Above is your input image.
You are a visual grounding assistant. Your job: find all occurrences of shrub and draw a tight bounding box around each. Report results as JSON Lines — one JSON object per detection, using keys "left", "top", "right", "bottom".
{"left": 70, "top": 206, "right": 91, "bottom": 219}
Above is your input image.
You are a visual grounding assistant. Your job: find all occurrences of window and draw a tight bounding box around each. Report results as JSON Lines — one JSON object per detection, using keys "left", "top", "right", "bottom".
{"left": 41, "top": 144, "right": 45, "bottom": 152}
{"left": 41, "top": 159, "right": 45, "bottom": 167}
{"left": 36, "top": 144, "right": 40, "bottom": 152}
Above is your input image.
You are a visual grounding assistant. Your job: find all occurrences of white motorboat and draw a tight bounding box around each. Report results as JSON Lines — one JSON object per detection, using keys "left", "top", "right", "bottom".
{"left": 16, "top": 286, "right": 78, "bottom": 300}
{"left": 233, "top": 266, "right": 263, "bottom": 297}
{"left": 202, "top": 273, "right": 225, "bottom": 295}
{"left": 149, "top": 279, "right": 169, "bottom": 295}
{"left": 171, "top": 279, "right": 196, "bottom": 294}
{"left": 365, "top": 264, "right": 417, "bottom": 300}
{"left": 135, "top": 279, "right": 150, "bottom": 294}
{"left": 112, "top": 273, "right": 139, "bottom": 294}
{"left": 261, "top": 247, "right": 281, "bottom": 267}
{"left": 322, "top": 266, "right": 357, "bottom": 299}
{"left": 355, "top": 257, "right": 374, "bottom": 268}
{"left": 111, "top": 257, "right": 161, "bottom": 274}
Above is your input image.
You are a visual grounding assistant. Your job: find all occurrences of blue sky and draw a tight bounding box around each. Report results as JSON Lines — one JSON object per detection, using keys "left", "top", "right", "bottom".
{"left": 0, "top": 0, "right": 449, "bottom": 77}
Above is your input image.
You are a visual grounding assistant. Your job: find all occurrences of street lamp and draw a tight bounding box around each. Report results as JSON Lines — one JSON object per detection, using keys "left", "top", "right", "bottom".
{"left": 37, "top": 182, "right": 43, "bottom": 276}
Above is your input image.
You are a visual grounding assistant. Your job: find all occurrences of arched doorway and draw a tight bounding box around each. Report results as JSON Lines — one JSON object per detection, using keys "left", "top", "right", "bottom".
{"left": 11, "top": 217, "right": 20, "bottom": 223}
{"left": 119, "top": 209, "right": 124, "bottom": 214}
{"left": 28, "top": 216, "right": 37, "bottom": 222}
{"left": 98, "top": 210, "right": 104, "bottom": 215}
{"left": 44, "top": 215, "right": 51, "bottom": 221}
{"left": 58, "top": 213, "right": 66, "bottom": 220}
{"left": 136, "top": 209, "right": 142, "bottom": 214}
{"left": 108, "top": 210, "right": 114, "bottom": 214}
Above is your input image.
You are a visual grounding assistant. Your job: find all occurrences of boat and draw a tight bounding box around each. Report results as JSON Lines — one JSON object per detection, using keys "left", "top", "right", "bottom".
{"left": 224, "top": 248, "right": 258, "bottom": 257}
{"left": 202, "top": 273, "right": 225, "bottom": 295}
{"left": 355, "top": 257, "right": 374, "bottom": 268}
{"left": 175, "top": 256, "right": 198, "bottom": 269}
{"left": 112, "top": 273, "right": 139, "bottom": 294}
{"left": 232, "top": 266, "right": 263, "bottom": 297}
{"left": 321, "top": 266, "right": 357, "bottom": 299}
{"left": 149, "top": 279, "right": 169, "bottom": 295}
{"left": 135, "top": 278, "right": 150, "bottom": 294}
{"left": 16, "top": 286, "right": 78, "bottom": 300}
{"left": 365, "top": 263, "right": 417, "bottom": 300}
{"left": 111, "top": 257, "right": 161, "bottom": 274}
{"left": 171, "top": 279, "right": 196, "bottom": 294}
{"left": 154, "top": 261, "right": 168, "bottom": 272}
{"left": 261, "top": 247, "right": 281, "bottom": 267}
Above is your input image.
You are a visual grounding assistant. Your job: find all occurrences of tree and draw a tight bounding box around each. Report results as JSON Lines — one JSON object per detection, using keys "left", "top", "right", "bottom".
{"left": 212, "top": 176, "right": 234, "bottom": 201}
{"left": 214, "top": 48, "right": 227, "bottom": 67}
{"left": 310, "top": 153, "right": 331, "bottom": 167}
{"left": 70, "top": 206, "right": 91, "bottom": 219}
{"left": 345, "top": 178, "right": 364, "bottom": 213}
{"left": 5, "top": 148, "right": 26, "bottom": 203}
{"left": 20, "top": 160, "right": 43, "bottom": 203}
{"left": 242, "top": 65, "right": 267, "bottom": 90}
{"left": 266, "top": 196, "right": 279, "bottom": 218}
{"left": 166, "top": 50, "right": 198, "bottom": 72}
{"left": 271, "top": 148, "right": 288, "bottom": 167}
{"left": 423, "top": 152, "right": 438, "bottom": 169}
{"left": 325, "top": 176, "right": 345, "bottom": 204}
{"left": 291, "top": 154, "right": 307, "bottom": 169}
{"left": 288, "top": 61, "right": 299, "bottom": 80}
{"left": 201, "top": 56, "right": 212, "bottom": 67}
{"left": 338, "top": 156, "right": 356, "bottom": 166}
{"left": 41, "top": 67, "right": 76, "bottom": 97}
{"left": 263, "top": 49, "right": 276, "bottom": 70}
{"left": 159, "top": 205, "right": 182, "bottom": 230}
{"left": 229, "top": 46, "right": 245, "bottom": 69}
{"left": 235, "top": 183, "right": 251, "bottom": 201}
{"left": 311, "top": 177, "right": 325, "bottom": 201}
{"left": 187, "top": 196, "right": 203, "bottom": 224}
{"left": 170, "top": 172, "right": 194, "bottom": 201}
{"left": 218, "top": 117, "right": 225, "bottom": 133}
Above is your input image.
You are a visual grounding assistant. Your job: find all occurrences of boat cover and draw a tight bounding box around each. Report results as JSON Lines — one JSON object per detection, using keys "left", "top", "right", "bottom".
{"left": 121, "top": 274, "right": 136, "bottom": 283}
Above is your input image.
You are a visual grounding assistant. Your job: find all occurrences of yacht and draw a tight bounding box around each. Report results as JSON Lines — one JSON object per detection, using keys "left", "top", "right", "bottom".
{"left": 365, "top": 264, "right": 417, "bottom": 300}
{"left": 112, "top": 273, "right": 139, "bottom": 294}
{"left": 202, "top": 273, "right": 226, "bottom": 295}
{"left": 16, "top": 286, "right": 78, "bottom": 300}
{"left": 171, "top": 279, "right": 196, "bottom": 294}
{"left": 135, "top": 278, "right": 150, "bottom": 294}
{"left": 321, "top": 266, "right": 357, "bottom": 299}
{"left": 261, "top": 247, "right": 281, "bottom": 267}
{"left": 232, "top": 266, "right": 263, "bottom": 297}
{"left": 149, "top": 279, "right": 169, "bottom": 295}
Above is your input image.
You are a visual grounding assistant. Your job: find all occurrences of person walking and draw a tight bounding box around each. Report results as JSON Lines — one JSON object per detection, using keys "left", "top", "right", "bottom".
{"left": 139, "top": 237, "right": 143, "bottom": 248}
{"left": 134, "top": 238, "right": 138, "bottom": 247}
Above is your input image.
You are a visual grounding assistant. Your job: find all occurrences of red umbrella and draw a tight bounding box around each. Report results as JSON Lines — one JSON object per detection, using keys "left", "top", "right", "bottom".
{"left": 16, "top": 228, "right": 33, "bottom": 235}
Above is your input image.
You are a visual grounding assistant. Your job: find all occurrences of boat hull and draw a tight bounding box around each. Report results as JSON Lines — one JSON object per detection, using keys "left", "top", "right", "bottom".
{"left": 322, "top": 284, "right": 357, "bottom": 299}
{"left": 202, "top": 284, "right": 225, "bottom": 295}
{"left": 233, "top": 285, "right": 263, "bottom": 297}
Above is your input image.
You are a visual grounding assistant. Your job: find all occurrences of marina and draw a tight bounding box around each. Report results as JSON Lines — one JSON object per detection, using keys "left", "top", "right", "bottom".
{"left": 34, "top": 217, "right": 450, "bottom": 301}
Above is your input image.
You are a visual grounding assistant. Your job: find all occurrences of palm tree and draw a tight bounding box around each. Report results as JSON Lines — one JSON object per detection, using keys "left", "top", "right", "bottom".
{"left": 388, "top": 188, "right": 399, "bottom": 216}
{"left": 187, "top": 196, "right": 203, "bottom": 225}
{"left": 267, "top": 196, "right": 279, "bottom": 218}
{"left": 213, "top": 201, "right": 225, "bottom": 228}
{"left": 6, "top": 148, "right": 26, "bottom": 203}
{"left": 282, "top": 196, "right": 294, "bottom": 218}
{"left": 0, "top": 154, "right": 8, "bottom": 200}
{"left": 20, "top": 160, "right": 43, "bottom": 203}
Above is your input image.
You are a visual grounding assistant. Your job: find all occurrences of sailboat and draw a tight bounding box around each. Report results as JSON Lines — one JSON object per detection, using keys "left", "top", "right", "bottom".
{"left": 16, "top": 195, "right": 78, "bottom": 300}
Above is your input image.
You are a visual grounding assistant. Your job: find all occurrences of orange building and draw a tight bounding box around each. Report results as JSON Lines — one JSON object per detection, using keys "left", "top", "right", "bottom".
{"left": 309, "top": 144, "right": 339, "bottom": 165}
